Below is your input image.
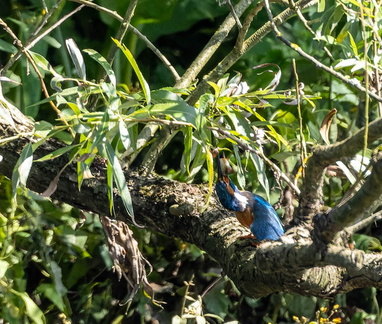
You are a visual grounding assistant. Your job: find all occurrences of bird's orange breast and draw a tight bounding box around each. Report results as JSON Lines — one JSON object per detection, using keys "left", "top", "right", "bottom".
{"left": 234, "top": 207, "right": 254, "bottom": 228}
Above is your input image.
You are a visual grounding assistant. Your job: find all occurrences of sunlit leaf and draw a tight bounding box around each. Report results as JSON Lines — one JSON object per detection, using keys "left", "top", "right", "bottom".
{"left": 205, "top": 148, "right": 214, "bottom": 204}
{"left": 66, "top": 38, "right": 86, "bottom": 80}
{"left": 119, "top": 119, "right": 132, "bottom": 150}
{"left": 113, "top": 38, "right": 151, "bottom": 104}
{"left": 250, "top": 152, "right": 270, "bottom": 200}
{"left": 336, "top": 161, "right": 356, "bottom": 184}
{"left": 34, "top": 144, "right": 81, "bottom": 162}
{"left": 207, "top": 81, "right": 222, "bottom": 97}
{"left": 181, "top": 127, "right": 193, "bottom": 175}
{"left": 353, "top": 234, "right": 382, "bottom": 252}
{"left": 100, "top": 142, "right": 138, "bottom": 225}
{"left": 37, "top": 283, "right": 66, "bottom": 312}
{"left": 84, "top": 48, "right": 116, "bottom": 87}
{"left": 12, "top": 290, "right": 46, "bottom": 324}
{"left": 253, "top": 63, "right": 281, "bottom": 92}
{"left": 12, "top": 143, "right": 33, "bottom": 197}
{"left": 319, "top": 108, "right": 337, "bottom": 145}
{"left": 28, "top": 50, "right": 59, "bottom": 77}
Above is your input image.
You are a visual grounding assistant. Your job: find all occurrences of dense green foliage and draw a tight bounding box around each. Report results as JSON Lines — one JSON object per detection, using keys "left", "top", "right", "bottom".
{"left": 1, "top": 0, "right": 382, "bottom": 323}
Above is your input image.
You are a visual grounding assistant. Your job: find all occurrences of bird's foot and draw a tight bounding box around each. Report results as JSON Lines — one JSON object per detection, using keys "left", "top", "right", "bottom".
{"left": 238, "top": 234, "right": 259, "bottom": 246}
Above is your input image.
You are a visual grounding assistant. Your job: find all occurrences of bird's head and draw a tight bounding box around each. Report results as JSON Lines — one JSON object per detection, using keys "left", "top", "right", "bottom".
{"left": 212, "top": 149, "right": 248, "bottom": 212}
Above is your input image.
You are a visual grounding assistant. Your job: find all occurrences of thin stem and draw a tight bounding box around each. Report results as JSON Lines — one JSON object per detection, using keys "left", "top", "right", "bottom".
{"left": 0, "top": 5, "right": 85, "bottom": 76}
{"left": 106, "top": 0, "right": 138, "bottom": 66}
{"left": 263, "top": 0, "right": 382, "bottom": 103}
{"left": 175, "top": 0, "right": 254, "bottom": 89}
{"left": 208, "top": 125, "right": 301, "bottom": 195}
{"left": 68, "top": 0, "right": 180, "bottom": 82}
{"left": 0, "top": 19, "right": 73, "bottom": 133}
{"left": 292, "top": 59, "right": 307, "bottom": 177}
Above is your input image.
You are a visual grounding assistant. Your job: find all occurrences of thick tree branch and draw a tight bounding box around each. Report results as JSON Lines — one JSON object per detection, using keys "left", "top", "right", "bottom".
{"left": 317, "top": 157, "right": 382, "bottom": 243}
{"left": 187, "top": 0, "right": 317, "bottom": 105}
{"left": 297, "top": 117, "right": 382, "bottom": 223}
{"left": 1, "top": 111, "right": 382, "bottom": 298}
{"left": 175, "top": 0, "right": 254, "bottom": 89}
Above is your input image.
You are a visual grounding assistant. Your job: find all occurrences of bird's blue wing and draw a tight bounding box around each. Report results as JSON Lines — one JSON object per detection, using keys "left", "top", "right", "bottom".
{"left": 250, "top": 194, "right": 284, "bottom": 241}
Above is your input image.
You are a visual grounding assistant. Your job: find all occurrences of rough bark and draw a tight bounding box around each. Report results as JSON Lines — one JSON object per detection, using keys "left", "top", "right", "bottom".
{"left": 1, "top": 111, "right": 382, "bottom": 299}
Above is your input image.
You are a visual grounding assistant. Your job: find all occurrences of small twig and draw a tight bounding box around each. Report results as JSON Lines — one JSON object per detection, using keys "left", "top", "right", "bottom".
{"left": 209, "top": 125, "right": 301, "bottom": 195}
{"left": 292, "top": 60, "right": 307, "bottom": 177}
{"left": 0, "top": 19, "right": 73, "bottom": 133}
{"left": 293, "top": 3, "right": 334, "bottom": 60}
{"left": 187, "top": 0, "right": 317, "bottom": 105}
{"left": 220, "top": 0, "right": 243, "bottom": 28}
{"left": 263, "top": 0, "right": 382, "bottom": 103}
{"left": 68, "top": 0, "right": 180, "bottom": 82}
{"left": 106, "top": 0, "right": 138, "bottom": 66}
{"left": 176, "top": 0, "right": 254, "bottom": 89}
{"left": 345, "top": 210, "right": 382, "bottom": 236}
{"left": 179, "top": 274, "right": 195, "bottom": 318}
{"left": 29, "top": 0, "right": 65, "bottom": 39}
{"left": 0, "top": 5, "right": 85, "bottom": 75}
{"left": 235, "top": 1, "right": 264, "bottom": 50}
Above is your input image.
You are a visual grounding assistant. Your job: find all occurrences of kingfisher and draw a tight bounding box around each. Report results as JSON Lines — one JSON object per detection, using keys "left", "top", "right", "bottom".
{"left": 213, "top": 150, "right": 284, "bottom": 242}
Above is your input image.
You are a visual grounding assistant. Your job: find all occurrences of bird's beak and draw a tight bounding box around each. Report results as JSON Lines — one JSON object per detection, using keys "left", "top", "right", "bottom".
{"left": 212, "top": 149, "right": 234, "bottom": 179}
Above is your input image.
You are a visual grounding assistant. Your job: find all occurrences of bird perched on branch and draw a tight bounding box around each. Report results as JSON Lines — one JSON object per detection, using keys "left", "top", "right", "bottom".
{"left": 213, "top": 149, "right": 284, "bottom": 242}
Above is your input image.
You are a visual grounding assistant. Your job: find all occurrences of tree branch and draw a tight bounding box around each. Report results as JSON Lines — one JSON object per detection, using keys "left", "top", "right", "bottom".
{"left": 175, "top": 0, "right": 254, "bottom": 89}
{"left": 297, "top": 117, "right": 382, "bottom": 223}
{"left": 187, "top": 0, "right": 317, "bottom": 105}
{"left": 1, "top": 112, "right": 382, "bottom": 299}
{"left": 318, "top": 157, "right": 382, "bottom": 243}
{"left": 68, "top": 0, "right": 180, "bottom": 82}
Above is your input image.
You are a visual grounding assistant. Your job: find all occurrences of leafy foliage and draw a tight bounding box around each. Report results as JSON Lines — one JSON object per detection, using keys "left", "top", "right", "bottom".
{"left": 1, "top": 0, "right": 382, "bottom": 322}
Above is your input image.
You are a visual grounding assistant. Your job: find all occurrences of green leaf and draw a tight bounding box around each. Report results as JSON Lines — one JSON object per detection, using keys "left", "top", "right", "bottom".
{"left": 250, "top": 152, "right": 270, "bottom": 200}
{"left": 12, "top": 290, "right": 46, "bottom": 324}
{"left": 12, "top": 143, "right": 33, "bottom": 197}
{"left": 100, "top": 142, "right": 136, "bottom": 224}
{"left": 28, "top": 50, "right": 53, "bottom": 74}
{"left": 50, "top": 260, "right": 68, "bottom": 296}
{"left": 34, "top": 144, "right": 81, "bottom": 162}
{"left": 130, "top": 102, "right": 197, "bottom": 125}
{"left": 37, "top": 283, "right": 66, "bottom": 312}
{"left": 113, "top": 38, "right": 151, "bottom": 104}
{"left": 84, "top": 49, "right": 116, "bottom": 87}
{"left": 205, "top": 148, "right": 214, "bottom": 204}
{"left": 0, "top": 260, "right": 10, "bottom": 278}
{"left": 106, "top": 158, "right": 114, "bottom": 214}
{"left": 90, "top": 111, "right": 110, "bottom": 153}
{"left": 66, "top": 38, "right": 86, "bottom": 80}
{"left": 317, "top": 0, "right": 325, "bottom": 12}
{"left": 0, "top": 38, "right": 17, "bottom": 53}
{"left": 119, "top": 119, "right": 132, "bottom": 150}
{"left": 353, "top": 234, "right": 382, "bottom": 252}
{"left": 181, "top": 127, "right": 193, "bottom": 175}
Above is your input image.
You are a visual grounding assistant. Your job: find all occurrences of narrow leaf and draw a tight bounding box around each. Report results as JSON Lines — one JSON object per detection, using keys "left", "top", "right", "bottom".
{"left": 320, "top": 108, "right": 337, "bottom": 145}
{"left": 112, "top": 38, "right": 151, "bottom": 104}
{"left": 102, "top": 142, "right": 140, "bottom": 227}
{"left": 66, "top": 38, "right": 86, "bottom": 80}
{"left": 34, "top": 144, "right": 80, "bottom": 162}
{"left": 12, "top": 291, "right": 46, "bottom": 324}
{"left": 250, "top": 152, "right": 270, "bottom": 200}
{"left": 12, "top": 143, "right": 33, "bottom": 197}
{"left": 253, "top": 63, "right": 281, "bottom": 92}
{"left": 84, "top": 49, "right": 116, "bottom": 87}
